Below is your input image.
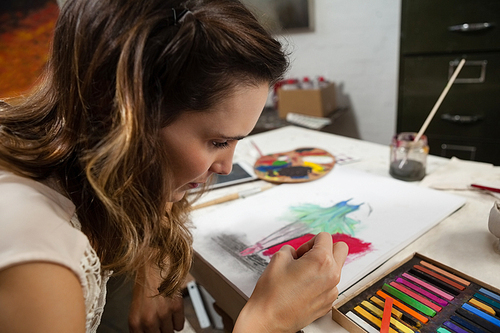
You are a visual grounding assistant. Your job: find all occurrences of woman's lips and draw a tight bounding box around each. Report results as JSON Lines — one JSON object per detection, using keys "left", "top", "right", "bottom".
{"left": 188, "top": 183, "right": 200, "bottom": 189}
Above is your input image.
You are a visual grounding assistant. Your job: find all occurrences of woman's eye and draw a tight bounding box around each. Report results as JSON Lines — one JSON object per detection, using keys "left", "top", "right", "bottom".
{"left": 212, "top": 141, "right": 230, "bottom": 149}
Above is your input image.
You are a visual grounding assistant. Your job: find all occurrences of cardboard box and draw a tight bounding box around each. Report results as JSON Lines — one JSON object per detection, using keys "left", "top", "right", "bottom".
{"left": 332, "top": 252, "right": 500, "bottom": 333}
{"left": 277, "top": 82, "right": 336, "bottom": 118}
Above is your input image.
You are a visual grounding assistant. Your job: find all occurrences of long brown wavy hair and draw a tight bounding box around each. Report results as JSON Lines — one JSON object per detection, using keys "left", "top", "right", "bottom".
{"left": 0, "top": 0, "right": 288, "bottom": 297}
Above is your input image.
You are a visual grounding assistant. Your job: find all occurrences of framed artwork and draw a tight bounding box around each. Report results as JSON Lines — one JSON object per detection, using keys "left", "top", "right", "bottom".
{"left": 241, "top": 0, "right": 314, "bottom": 33}
{"left": 0, "top": 0, "right": 60, "bottom": 98}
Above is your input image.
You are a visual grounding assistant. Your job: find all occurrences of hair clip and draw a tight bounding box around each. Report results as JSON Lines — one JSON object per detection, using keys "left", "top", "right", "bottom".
{"left": 171, "top": 8, "right": 189, "bottom": 25}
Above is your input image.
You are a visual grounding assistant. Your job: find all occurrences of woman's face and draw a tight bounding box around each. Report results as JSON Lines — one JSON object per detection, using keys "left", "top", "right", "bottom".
{"left": 161, "top": 83, "right": 269, "bottom": 202}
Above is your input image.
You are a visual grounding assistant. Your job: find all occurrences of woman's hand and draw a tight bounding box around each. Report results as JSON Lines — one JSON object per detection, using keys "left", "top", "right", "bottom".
{"left": 128, "top": 264, "right": 185, "bottom": 333}
{"left": 234, "top": 232, "right": 349, "bottom": 333}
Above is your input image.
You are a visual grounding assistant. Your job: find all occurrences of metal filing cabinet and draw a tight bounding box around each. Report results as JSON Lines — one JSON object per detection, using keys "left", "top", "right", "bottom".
{"left": 397, "top": 0, "right": 500, "bottom": 165}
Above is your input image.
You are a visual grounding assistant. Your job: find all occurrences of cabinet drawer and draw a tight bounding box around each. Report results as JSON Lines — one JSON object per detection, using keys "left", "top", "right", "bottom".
{"left": 427, "top": 135, "right": 500, "bottom": 166}
{"left": 401, "top": 0, "right": 500, "bottom": 54}
{"left": 397, "top": 53, "right": 500, "bottom": 142}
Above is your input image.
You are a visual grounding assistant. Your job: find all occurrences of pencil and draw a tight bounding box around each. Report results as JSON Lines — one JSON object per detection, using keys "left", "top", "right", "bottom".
{"left": 471, "top": 184, "right": 500, "bottom": 194}
{"left": 192, "top": 184, "right": 273, "bottom": 210}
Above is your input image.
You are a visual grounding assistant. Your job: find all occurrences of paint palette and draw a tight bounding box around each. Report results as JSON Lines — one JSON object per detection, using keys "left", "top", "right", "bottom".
{"left": 332, "top": 253, "right": 500, "bottom": 333}
{"left": 253, "top": 147, "right": 335, "bottom": 183}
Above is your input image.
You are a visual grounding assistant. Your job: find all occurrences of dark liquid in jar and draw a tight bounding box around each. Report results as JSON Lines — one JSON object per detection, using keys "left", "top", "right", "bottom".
{"left": 389, "top": 160, "right": 425, "bottom": 181}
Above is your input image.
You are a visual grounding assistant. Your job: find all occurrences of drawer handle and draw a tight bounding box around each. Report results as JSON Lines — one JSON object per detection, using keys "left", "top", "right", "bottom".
{"left": 441, "top": 113, "right": 483, "bottom": 124}
{"left": 449, "top": 60, "right": 487, "bottom": 84}
{"left": 448, "top": 22, "right": 495, "bottom": 32}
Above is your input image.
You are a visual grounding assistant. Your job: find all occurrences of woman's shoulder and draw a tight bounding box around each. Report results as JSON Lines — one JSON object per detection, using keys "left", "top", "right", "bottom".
{"left": 0, "top": 169, "right": 90, "bottom": 275}
{"left": 0, "top": 170, "right": 76, "bottom": 222}
{"left": 0, "top": 170, "right": 109, "bottom": 332}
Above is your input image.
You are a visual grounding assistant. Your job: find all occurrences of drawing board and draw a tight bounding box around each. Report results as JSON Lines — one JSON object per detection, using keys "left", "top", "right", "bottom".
{"left": 190, "top": 166, "right": 466, "bottom": 298}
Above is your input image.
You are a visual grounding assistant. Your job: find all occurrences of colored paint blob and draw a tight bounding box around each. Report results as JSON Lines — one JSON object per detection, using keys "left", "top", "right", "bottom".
{"left": 262, "top": 233, "right": 372, "bottom": 257}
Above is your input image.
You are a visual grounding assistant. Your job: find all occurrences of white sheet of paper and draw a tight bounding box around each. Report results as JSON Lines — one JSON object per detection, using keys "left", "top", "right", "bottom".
{"left": 190, "top": 166, "right": 466, "bottom": 298}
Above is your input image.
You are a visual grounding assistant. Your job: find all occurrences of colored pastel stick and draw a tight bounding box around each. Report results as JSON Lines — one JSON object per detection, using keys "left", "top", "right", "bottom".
{"left": 383, "top": 284, "right": 437, "bottom": 316}
{"left": 470, "top": 298, "right": 496, "bottom": 316}
{"left": 361, "top": 300, "right": 385, "bottom": 316}
{"left": 419, "top": 260, "right": 471, "bottom": 286}
{"left": 369, "top": 296, "right": 421, "bottom": 329}
{"left": 378, "top": 297, "right": 415, "bottom": 333}
{"left": 443, "top": 320, "right": 469, "bottom": 333}
{"left": 402, "top": 272, "right": 454, "bottom": 301}
{"left": 387, "top": 318, "right": 414, "bottom": 333}
{"left": 346, "top": 311, "right": 379, "bottom": 333}
{"left": 437, "top": 327, "right": 453, "bottom": 333}
{"left": 479, "top": 288, "right": 500, "bottom": 303}
{"left": 413, "top": 265, "right": 466, "bottom": 291}
{"left": 451, "top": 315, "right": 489, "bottom": 333}
{"left": 396, "top": 277, "right": 448, "bottom": 306}
{"left": 462, "top": 303, "right": 500, "bottom": 327}
{"left": 389, "top": 282, "right": 442, "bottom": 312}
{"left": 370, "top": 296, "right": 403, "bottom": 318}
{"left": 456, "top": 307, "right": 499, "bottom": 333}
{"left": 353, "top": 306, "right": 398, "bottom": 333}
{"left": 474, "top": 293, "right": 500, "bottom": 310}
{"left": 409, "top": 268, "right": 460, "bottom": 296}
{"left": 380, "top": 297, "right": 392, "bottom": 333}
{"left": 376, "top": 290, "right": 429, "bottom": 323}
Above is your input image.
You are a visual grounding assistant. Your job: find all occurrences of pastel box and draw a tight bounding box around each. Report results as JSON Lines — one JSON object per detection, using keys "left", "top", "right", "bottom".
{"left": 332, "top": 252, "right": 500, "bottom": 333}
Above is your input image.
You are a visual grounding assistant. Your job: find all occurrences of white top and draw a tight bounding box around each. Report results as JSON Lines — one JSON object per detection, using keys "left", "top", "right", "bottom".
{"left": 0, "top": 170, "right": 110, "bottom": 332}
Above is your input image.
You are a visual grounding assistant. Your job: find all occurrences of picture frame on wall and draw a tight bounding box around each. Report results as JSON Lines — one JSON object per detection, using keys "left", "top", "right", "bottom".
{"left": 241, "top": 0, "right": 314, "bottom": 34}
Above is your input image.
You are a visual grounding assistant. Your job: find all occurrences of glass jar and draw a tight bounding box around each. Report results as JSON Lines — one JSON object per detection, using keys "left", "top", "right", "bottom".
{"left": 389, "top": 132, "right": 429, "bottom": 181}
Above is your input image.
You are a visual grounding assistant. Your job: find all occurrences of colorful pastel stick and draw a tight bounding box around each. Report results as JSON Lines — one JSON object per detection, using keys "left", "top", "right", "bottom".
{"left": 408, "top": 268, "right": 460, "bottom": 296}
{"left": 402, "top": 272, "right": 455, "bottom": 301}
{"left": 451, "top": 315, "right": 489, "bottom": 333}
{"left": 419, "top": 261, "right": 471, "bottom": 286}
{"left": 380, "top": 298, "right": 392, "bottom": 333}
{"left": 462, "top": 303, "right": 500, "bottom": 328}
{"left": 345, "top": 311, "right": 379, "bottom": 333}
{"left": 456, "top": 307, "right": 499, "bottom": 333}
{"left": 474, "top": 293, "right": 500, "bottom": 310}
{"left": 353, "top": 306, "right": 398, "bottom": 333}
{"left": 369, "top": 296, "right": 421, "bottom": 329}
{"left": 376, "top": 290, "right": 429, "bottom": 323}
{"left": 413, "top": 265, "right": 466, "bottom": 291}
{"left": 377, "top": 297, "right": 415, "bottom": 333}
{"left": 370, "top": 296, "right": 403, "bottom": 318}
{"left": 469, "top": 298, "right": 496, "bottom": 316}
{"left": 382, "top": 284, "right": 437, "bottom": 316}
{"left": 361, "top": 300, "right": 384, "bottom": 316}
{"left": 389, "top": 282, "right": 442, "bottom": 312}
{"left": 437, "top": 327, "right": 453, "bottom": 333}
{"left": 443, "top": 320, "right": 469, "bottom": 333}
{"left": 479, "top": 288, "right": 500, "bottom": 303}
{"left": 396, "top": 277, "right": 448, "bottom": 306}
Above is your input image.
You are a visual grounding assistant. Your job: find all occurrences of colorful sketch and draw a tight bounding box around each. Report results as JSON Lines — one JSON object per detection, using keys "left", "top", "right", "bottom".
{"left": 241, "top": 200, "right": 373, "bottom": 264}
{"left": 191, "top": 166, "right": 466, "bottom": 298}
{"left": 209, "top": 199, "right": 373, "bottom": 277}
{"left": 254, "top": 147, "right": 335, "bottom": 183}
{"left": 0, "top": 0, "right": 60, "bottom": 98}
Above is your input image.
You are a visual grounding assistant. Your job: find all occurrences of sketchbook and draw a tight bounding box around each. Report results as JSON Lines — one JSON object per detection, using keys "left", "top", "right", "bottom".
{"left": 190, "top": 166, "right": 466, "bottom": 299}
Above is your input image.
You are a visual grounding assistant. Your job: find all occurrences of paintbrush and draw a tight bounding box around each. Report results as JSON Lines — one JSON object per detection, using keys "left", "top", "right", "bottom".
{"left": 398, "top": 58, "right": 466, "bottom": 169}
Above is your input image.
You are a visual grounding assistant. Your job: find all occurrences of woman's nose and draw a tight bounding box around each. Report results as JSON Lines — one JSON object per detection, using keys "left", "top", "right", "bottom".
{"left": 210, "top": 153, "right": 234, "bottom": 176}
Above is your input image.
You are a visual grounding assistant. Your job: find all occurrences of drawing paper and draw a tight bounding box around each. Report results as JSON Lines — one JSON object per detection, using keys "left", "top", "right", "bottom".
{"left": 190, "top": 166, "right": 466, "bottom": 298}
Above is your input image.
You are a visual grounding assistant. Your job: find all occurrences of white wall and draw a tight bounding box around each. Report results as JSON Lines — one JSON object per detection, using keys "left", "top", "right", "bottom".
{"left": 276, "top": 0, "right": 401, "bottom": 145}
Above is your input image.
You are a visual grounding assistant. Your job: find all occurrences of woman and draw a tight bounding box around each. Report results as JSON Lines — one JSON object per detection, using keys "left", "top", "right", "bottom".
{"left": 0, "top": 0, "right": 348, "bottom": 332}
